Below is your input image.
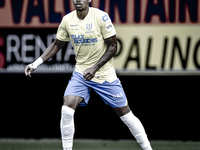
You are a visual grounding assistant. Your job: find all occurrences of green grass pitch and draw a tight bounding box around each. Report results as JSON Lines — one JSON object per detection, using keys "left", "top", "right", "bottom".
{"left": 1, "top": 139, "right": 200, "bottom": 150}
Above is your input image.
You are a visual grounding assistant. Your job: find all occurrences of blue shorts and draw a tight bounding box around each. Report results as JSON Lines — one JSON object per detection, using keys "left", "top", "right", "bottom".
{"left": 64, "top": 71, "right": 127, "bottom": 108}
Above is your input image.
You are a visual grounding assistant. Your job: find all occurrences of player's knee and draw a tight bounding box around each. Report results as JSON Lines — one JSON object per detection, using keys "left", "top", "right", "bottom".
{"left": 113, "top": 105, "right": 131, "bottom": 117}
{"left": 63, "top": 95, "right": 83, "bottom": 109}
{"left": 63, "top": 96, "right": 75, "bottom": 109}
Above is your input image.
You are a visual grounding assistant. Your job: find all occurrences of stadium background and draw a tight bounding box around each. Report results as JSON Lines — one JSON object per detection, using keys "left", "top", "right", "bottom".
{"left": 0, "top": 0, "right": 200, "bottom": 141}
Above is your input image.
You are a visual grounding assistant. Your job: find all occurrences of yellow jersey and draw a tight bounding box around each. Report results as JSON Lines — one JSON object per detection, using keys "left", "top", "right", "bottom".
{"left": 56, "top": 7, "right": 117, "bottom": 84}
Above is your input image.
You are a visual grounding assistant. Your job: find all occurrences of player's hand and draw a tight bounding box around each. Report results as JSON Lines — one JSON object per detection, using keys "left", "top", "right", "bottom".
{"left": 83, "top": 66, "right": 99, "bottom": 81}
{"left": 25, "top": 57, "right": 43, "bottom": 77}
{"left": 25, "top": 64, "right": 36, "bottom": 77}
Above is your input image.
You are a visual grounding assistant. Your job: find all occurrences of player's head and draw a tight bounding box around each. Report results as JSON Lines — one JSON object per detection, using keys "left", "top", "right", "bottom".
{"left": 73, "top": 0, "right": 91, "bottom": 11}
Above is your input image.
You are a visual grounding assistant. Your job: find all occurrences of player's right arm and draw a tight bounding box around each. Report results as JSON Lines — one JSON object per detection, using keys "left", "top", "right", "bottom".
{"left": 25, "top": 39, "right": 66, "bottom": 77}
{"left": 40, "top": 39, "right": 66, "bottom": 62}
{"left": 25, "top": 15, "right": 69, "bottom": 77}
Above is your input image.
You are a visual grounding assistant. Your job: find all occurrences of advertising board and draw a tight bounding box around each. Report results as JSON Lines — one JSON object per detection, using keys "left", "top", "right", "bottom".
{"left": 0, "top": 0, "right": 200, "bottom": 74}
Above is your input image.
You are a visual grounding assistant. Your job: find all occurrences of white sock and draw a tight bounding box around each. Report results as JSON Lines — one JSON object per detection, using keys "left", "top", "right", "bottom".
{"left": 120, "top": 111, "right": 153, "bottom": 150}
{"left": 60, "top": 106, "right": 75, "bottom": 150}
{"left": 63, "top": 148, "right": 72, "bottom": 150}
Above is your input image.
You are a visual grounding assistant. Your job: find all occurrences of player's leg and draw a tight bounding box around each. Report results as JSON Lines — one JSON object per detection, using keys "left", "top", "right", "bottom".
{"left": 113, "top": 105, "right": 153, "bottom": 150}
{"left": 61, "top": 96, "right": 83, "bottom": 150}
{"left": 61, "top": 72, "right": 91, "bottom": 150}
{"left": 91, "top": 79, "right": 153, "bottom": 150}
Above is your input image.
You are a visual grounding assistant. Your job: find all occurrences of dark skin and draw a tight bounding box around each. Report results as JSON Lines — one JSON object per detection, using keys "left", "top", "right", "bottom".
{"left": 25, "top": 0, "right": 130, "bottom": 117}
{"left": 83, "top": 35, "right": 117, "bottom": 81}
{"left": 25, "top": 39, "right": 66, "bottom": 77}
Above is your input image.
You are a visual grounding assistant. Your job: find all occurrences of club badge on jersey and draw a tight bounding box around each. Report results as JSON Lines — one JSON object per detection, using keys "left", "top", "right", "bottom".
{"left": 86, "top": 23, "right": 92, "bottom": 31}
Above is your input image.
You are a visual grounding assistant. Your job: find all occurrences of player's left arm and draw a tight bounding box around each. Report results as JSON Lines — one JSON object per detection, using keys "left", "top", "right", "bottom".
{"left": 83, "top": 35, "right": 117, "bottom": 81}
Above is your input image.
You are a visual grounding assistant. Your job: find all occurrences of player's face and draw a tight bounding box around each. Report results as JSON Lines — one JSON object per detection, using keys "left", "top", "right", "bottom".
{"left": 73, "top": 0, "right": 90, "bottom": 11}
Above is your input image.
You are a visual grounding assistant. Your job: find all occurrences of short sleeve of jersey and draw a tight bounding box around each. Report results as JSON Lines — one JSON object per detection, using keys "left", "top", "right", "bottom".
{"left": 100, "top": 12, "right": 116, "bottom": 39}
{"left": 56, "top": 16, "right": 70, "bottom": 41}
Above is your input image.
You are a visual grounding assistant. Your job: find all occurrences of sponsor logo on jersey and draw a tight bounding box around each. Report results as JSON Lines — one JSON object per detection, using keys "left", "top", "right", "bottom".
{"left": 70, "top": 24, "right": 78, "bottom": 27}
{"left": 102, "top": 15, "right": 108, "bottom": 22}
{"left": 69, "top": 24, "right": 79, "bottom": 30}
{"left": 71, "top": 34, "right": 97, "bottom": 44}
{"left": 105, "top": 23, "right": 113, "bottom": 32}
